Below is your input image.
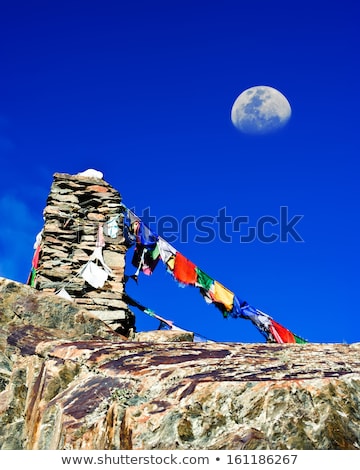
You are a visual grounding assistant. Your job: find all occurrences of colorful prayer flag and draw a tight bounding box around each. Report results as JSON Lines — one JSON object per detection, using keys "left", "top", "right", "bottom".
{"left": 104, "top": 216, "right": 120, "bottom": 238}
{"left": 136, "top": 222, "right": 158, "bottom": 248}
{"left": 96, "top": 223, "right": 106, "bottom": 248}
{"left": 79, "top": 261, "right": 109, "bottom": 288}
{"left": 269, "top": 319, "right": 297, "bottom": 343}
{"left": 166, "top": 254, "right": 176, "bottom": 271}
{"left": 29, "top": 267, "right": 37, "bottom": 287}
{"left": 157, "top": 237, "right": 177, "bottom": 263}
{"left": 56, "top": 287, "right": 73, "bottom": 301}
{"left": 173, "top": 252, "right": 197, "bottom": 285}
{"left": 195, "top": 267, "right": 214, "bottom": 291}
{"left": 122, "top": 204, "right": 308, "bottom": 344}
{"left": 210, "top": 281, "right": 234, "bottom": 312}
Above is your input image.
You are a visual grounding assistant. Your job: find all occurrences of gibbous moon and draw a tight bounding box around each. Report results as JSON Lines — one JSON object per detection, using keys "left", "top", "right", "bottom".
{"left": 231, "top": 86, "right": 291, "bottom": 135}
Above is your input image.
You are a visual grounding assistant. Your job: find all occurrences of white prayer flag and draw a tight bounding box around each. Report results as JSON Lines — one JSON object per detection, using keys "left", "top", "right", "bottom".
{"left": 157, "top": 237, "right": 177, "bottom": 263}
{"left": 55, "top": 287, "right": 73, "bottom": 301}
{"left": 89, "top": 246, "right": 112, "bottom": 275}
{"left": 80, "top": 261, "right": 109, "bottom": 289}
{"left": 104, "top": 216, "right": 120, "bottom": 238}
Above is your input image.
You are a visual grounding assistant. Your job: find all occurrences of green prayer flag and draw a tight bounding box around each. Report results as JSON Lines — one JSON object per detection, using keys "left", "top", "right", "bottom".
{"left": 144, "top": 308, "right": 155, "bottom": 317}
{"left": 30, "top": 267, "right": 37, "bottom": 287}
{"left": 195, "top": 267, "right": 213, "bottom": 291}
{"left": 150, "top": 244, "right": 160, "bottom": 260}
{"left": 294, "top": 334, "right": 307, "bottom": 344}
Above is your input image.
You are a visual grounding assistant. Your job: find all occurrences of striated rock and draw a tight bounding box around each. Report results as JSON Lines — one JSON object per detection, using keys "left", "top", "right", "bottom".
{"left": 0, "top": 277, "right": 124, "bottom": 345}
{"left": 134, "top": 329, "right": 195, "bottom": 343}
{"left": 1, "top": 277, "right": 360, "bottom": 450}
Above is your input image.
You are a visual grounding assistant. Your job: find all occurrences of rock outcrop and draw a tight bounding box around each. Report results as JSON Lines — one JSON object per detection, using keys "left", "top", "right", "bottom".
{"left": 1, "top": 277, "right": 360, "bottom": 450}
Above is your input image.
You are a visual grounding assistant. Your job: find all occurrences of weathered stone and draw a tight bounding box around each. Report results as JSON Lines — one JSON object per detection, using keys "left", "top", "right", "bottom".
{"left": 103, "top": 251, "right": 125, "bottom": 268}
{"left": 91, "top": 298, "right": 128, "bottom": 309}
{"left": 106, "top": 281, "right": 124, "bottom": 293}
{"left": 48, "top": 193, "right": 80, "bottom": 204}
{"left": 0, "top": 279, "right": 359, "bottom": 451}
{"left": 0, "top": 278, "right": 123, "bottom": 342}
{"left": 71, "top": 249, "right": 92, "bottom": 261}
{"left": 87, "top": 212, "right": 106, "bottom": 221}
{"left": 31, "top": 172, "right": 135, "bottom": 336}
{"left": 39, "top": 265, "right": 73, "bottom": 279}
{"left": 134, "top": 329, "right": 195, "bottom": 343}
{"left": 87, "top": 185, "right": 109, "bottom": 193}
{"left": 92, "top": 310, "right": 127, "bottom": 321}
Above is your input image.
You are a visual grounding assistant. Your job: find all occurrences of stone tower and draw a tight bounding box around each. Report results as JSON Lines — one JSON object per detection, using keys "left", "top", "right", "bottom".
{"left": 30, "top": 170, "right": 135, "bottom": 336}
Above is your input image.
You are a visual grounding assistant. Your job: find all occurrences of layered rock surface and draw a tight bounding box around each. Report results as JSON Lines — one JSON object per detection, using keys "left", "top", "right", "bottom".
{"left": 1, "top": 277, "right": 359, "bottom": 450}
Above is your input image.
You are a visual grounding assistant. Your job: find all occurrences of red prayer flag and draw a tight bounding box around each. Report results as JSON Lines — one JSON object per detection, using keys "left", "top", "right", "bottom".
{"left": 173, "top": 252, "right": 197, "bottom": 285}
{"left": 32, "top": 245, "right": 41, "bottom": 269}
{"left": 269, "top": 319, "right": 296, "bottom": 343}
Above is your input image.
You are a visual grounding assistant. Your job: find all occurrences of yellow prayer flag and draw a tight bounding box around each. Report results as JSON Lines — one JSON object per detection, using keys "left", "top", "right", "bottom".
{"left": 212, "top": 281, "right": 234, "bottom": 311}
{"left": 166, "top": 255, "right": 175, "bottom": 271}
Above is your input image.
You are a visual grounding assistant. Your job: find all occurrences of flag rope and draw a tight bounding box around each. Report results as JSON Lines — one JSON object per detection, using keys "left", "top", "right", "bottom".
{"left": 120, "top": 203, "right": 308, "bottom": 344}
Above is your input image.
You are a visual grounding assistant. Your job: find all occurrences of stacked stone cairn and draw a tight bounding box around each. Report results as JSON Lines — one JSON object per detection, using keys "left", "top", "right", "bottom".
{"left": 32, "top": 170, "right": 135, "bottom": 336}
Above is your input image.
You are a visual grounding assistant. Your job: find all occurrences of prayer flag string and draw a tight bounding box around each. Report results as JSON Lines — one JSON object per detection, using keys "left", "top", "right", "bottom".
{"left": 122, "top": 205, "right": 308, "bottom": 344}
{"left": 26, "top": 203, "right": 308, "bottom": 344}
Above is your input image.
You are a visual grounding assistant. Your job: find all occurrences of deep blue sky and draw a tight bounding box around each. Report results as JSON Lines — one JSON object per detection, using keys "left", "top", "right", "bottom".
{"left": 0, "top": 0, "right": 359, "bottom": 343}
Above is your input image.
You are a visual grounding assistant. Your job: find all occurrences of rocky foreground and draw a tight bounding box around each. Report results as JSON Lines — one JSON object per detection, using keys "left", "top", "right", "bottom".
{"left": 1, "top": 277, "right": 359, "bottom": 450}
